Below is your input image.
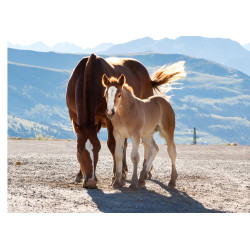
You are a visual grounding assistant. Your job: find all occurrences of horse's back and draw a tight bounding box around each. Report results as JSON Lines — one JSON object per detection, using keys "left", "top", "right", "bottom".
{"left": 106, "top": 57, "right": 153, "bottom": 98}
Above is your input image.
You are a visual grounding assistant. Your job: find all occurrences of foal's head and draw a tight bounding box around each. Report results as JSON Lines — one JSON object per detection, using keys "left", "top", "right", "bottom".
{"left": 102, "top": 74, "right": 129, "bottom": 119}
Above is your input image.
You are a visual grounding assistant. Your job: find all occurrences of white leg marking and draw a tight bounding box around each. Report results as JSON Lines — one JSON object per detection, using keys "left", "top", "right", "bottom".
{"left": 107, "top": 86, "right": 117, "bottom": 111}
{"left": 85, "top": 139, "right": 95, "bottom": 180}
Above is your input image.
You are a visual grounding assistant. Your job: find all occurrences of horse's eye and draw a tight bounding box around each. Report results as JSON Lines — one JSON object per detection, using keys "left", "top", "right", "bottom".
{"left": 118, "top": 94, "right": 121, "bottom": 98}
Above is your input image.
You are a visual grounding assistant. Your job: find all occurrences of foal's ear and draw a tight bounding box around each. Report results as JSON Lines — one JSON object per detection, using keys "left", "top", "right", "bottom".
{"left": 102, "top": 74, "right": 110, "bottom": 87}
{"left": 118, "top": 74, "right": 126, "bottom": 86}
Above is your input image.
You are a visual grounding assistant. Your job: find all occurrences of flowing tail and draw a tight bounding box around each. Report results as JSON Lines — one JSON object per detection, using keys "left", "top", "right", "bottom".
{"left": 151, "top": 61, "right": 186, "bottom": 94}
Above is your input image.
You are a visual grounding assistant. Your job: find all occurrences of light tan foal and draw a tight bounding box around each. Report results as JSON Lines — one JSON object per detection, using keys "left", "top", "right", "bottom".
{"left": 102, "top": 74, "right": 177, "bottom": 189}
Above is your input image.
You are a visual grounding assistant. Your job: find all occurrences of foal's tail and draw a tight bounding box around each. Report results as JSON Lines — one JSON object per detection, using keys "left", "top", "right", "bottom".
{"left": 151, "top": 61, "right": 186, "bottom": 93}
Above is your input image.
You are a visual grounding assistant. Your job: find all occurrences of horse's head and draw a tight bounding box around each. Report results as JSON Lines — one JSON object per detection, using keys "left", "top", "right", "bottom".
{"left": 73, "top": 122, "right": 101, "bottom": 188}
{"left": 102, "top": 74, "right": 127, "bottom": 119}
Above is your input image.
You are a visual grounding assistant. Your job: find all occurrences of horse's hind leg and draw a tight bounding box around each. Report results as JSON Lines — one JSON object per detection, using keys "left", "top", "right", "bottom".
{"left": 68, "top": 109, "right": 83, "bottom": 183}
{"left": 75, "top": 169, "right": 83, "bottom": 182}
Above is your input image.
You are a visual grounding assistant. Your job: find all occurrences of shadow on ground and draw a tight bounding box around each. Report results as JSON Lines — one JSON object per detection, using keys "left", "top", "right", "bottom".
{"left": 87, "top": 179, "right": 222, "bottom": 213}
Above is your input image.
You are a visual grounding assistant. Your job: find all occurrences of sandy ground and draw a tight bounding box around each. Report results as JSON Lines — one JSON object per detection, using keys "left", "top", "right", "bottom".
{"left": 7, "top": 139, "right": 250, "bottom": 213}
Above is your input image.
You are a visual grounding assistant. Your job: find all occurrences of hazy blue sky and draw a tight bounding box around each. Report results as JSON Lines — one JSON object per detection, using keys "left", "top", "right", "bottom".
{"left": 1, "top": 0, "right": 250, "bottom": 48}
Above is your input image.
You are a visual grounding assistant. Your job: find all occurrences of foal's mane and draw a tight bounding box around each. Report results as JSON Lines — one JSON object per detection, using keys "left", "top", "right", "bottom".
{"left": 123, "top": 83, "right": 134, "bottom": 95}
{"left": 109, "top": 76, "right": 134, "bottom": 95}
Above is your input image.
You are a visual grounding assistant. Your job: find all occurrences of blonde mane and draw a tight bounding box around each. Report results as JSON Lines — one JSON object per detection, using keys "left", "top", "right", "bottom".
{"left": 123, "top": 83, "right": 134, "bottom": 95}
{"left": 109, "top": 76, "right": 135, "bottom": 95}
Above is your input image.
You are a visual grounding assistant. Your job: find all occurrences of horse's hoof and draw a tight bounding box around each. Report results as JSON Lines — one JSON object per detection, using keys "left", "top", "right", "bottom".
{"left": 75, "top": 175, "right": 83, "bottom": 183}
{"left": 82, "top": 183, "right": 97, "bottom": 189}
{"left": 82, "top": 179, "right": 97, "bottom": 189}
{"left": 168, "top": 180, "right": 176, "bottom": 188}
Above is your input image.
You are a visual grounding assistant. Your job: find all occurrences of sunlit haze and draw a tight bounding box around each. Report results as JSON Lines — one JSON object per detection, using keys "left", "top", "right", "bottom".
{"left": 2, "top": 0, "right": 250, "bottom": 48}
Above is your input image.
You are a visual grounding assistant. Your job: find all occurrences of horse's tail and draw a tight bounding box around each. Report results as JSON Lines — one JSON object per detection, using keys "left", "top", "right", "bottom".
{"left": 83, "top": 53, "right": 97, "bottom": 129}
{"left": 151, "top": 61, "right": 186, "bottom": 93}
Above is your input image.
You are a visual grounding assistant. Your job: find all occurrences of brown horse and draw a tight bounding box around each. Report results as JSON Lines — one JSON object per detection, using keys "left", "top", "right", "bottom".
{"left": 66, "top": 53, "right": 185, "bottom": 188}
{"left": 102, "top": 64, "right": 185, "bottom": 188}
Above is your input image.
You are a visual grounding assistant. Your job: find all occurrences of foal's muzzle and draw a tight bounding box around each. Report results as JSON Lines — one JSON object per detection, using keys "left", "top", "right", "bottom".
{"left": 105, "top": 109, "right": 115, "bottom": 119}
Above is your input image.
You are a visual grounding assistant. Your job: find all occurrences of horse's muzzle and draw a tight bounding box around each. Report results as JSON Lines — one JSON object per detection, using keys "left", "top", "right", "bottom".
{"left": 105, "top": 109, "right": 115, "bottom": 119}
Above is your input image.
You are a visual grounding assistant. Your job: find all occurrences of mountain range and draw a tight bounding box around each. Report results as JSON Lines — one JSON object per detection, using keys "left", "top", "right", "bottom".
{"left": 8, "top": 48, "right": 250, "bottom": 145}
{"left": 8, "top": 41, "right": 114, "bottom": 54}
{"left": 8, "top": 36, "right": 250, "bottom": 76}
{"left": 244, "top": 43, "right": 250, "bottom": 51}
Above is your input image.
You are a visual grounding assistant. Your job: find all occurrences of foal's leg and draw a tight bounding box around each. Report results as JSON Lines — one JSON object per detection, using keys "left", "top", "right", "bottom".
{"left": 107, "top": 119, "right": 127, "bottom": 185}
{"left": 139, "top": 136, "right": 159, "bottom": 186}
{"left": 167, "top": 141, "right": 177, "bottom": 188}
{"left": 129, "top": 136, "right": 140, "bottom": 189}
{"left": 162, "top": 132, "right": 177, "bottom": 188}
{"left": 140, "top": 141, "right": 153, "bottom": 180}
{"left": 113, "top": 130, "right": 125, "bottom": 188}
{"left": 122, "top": 139, "right": 128, "bottom": 176}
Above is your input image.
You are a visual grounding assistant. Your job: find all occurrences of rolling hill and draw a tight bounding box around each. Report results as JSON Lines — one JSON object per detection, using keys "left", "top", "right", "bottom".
{"left": 8, "top": 48, "right": 250, "bottom": 145}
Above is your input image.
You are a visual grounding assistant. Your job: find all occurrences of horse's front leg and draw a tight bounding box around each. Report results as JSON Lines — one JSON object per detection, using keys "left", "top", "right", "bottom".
{"left": 107, "top": 119, "right": 116, "bottom": 185}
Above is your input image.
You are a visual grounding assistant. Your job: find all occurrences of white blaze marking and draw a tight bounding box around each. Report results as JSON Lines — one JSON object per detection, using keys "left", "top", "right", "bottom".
{"left": 85, "top": 139, "right": 94, "bottom": 180}
{"left": 107, "top": 86, "right": 117, "bottom": 111}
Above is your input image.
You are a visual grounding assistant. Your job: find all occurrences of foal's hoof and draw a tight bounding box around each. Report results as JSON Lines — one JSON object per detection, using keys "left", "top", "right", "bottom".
{"left": 112, "top": 182, "right": 122, "bottom": 189}
{"left": 147, "top": 172, "right": 152, "bottom": 180}
{"left": 168, "top": 180, "right": 176, "bottom": 188}
{"left": 122, "top": 172, "right": 127, "bottom": 180}
{"left": 129, "top": 182, "right": 138, "bottom": 189}
{"left": 138, "top": 178, "right": 146, "bottom": 187}
{"left": 112, "top": 180, "right": 125, "bottom": 189}
{"left": 110, "top": 176, "right": 116, "bottom": 186}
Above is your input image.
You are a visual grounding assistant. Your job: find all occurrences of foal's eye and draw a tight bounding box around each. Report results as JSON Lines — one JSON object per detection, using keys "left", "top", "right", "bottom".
{"left": 118, "top": 94, "right": 121, "bottom": 98}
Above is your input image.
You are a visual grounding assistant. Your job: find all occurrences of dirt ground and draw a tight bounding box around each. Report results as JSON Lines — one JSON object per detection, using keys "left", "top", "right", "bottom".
{"left": 7, "top": 139, "right": 250, "bottom": 213}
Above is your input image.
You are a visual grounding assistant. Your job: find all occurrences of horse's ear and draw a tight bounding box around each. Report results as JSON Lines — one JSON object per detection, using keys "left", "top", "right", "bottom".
{"left": 118, "top": 74, "right": 126, "bottom": 86}
{"left": 102, "top": 74, "right": 110, "bottom": 87}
